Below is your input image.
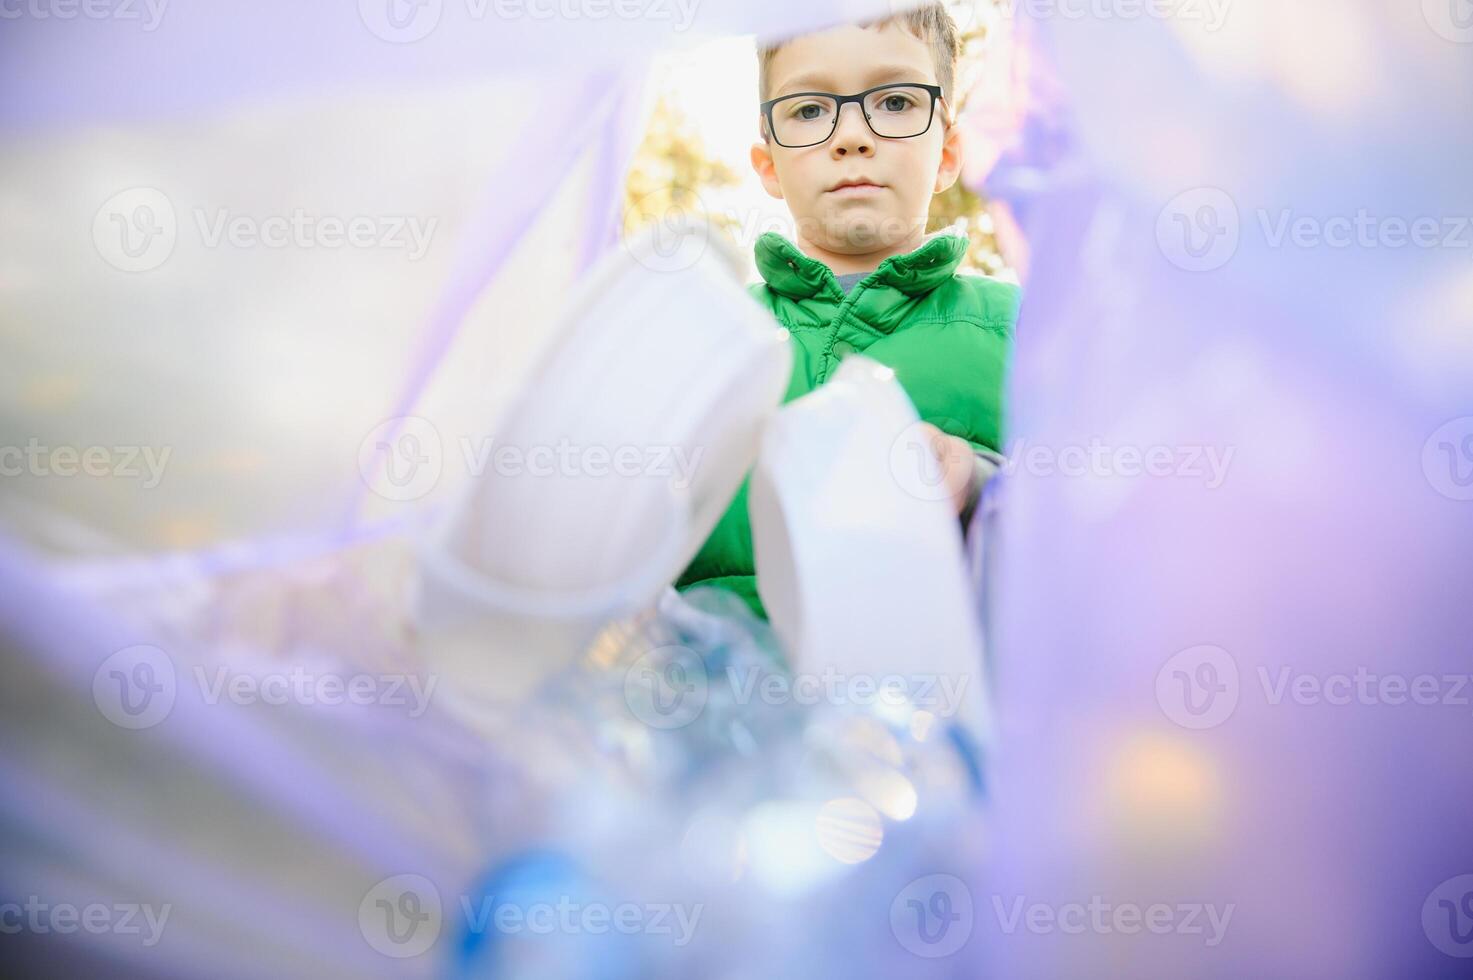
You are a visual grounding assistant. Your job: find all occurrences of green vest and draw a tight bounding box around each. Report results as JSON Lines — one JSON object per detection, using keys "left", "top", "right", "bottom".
{"left": 675, "top": 230, "right": 1020, "bottom": 620}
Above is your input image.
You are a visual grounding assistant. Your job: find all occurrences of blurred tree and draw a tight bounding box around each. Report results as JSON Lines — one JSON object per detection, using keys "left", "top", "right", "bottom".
{"left": 622, "top": 95, "right": 743, "bottom": 247}
{"left": 927, "top": 11, "right": 1009, "bottom": 275}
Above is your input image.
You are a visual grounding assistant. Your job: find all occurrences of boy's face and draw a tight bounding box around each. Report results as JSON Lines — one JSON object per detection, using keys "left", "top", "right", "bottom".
{"left": 752, "top": 22, "right": 963, "bottom": 262}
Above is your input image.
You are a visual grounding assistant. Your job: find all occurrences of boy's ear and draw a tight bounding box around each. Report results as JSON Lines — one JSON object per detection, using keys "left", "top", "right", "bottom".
{"left": 750, "top": 134, "right": 785, "bottom": 201}
{"left": 933, "top": 119, "right": 964, "bottom": 195}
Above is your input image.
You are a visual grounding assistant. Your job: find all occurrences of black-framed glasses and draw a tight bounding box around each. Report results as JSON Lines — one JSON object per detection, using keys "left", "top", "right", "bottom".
{"left": 760, "top": 83, "right": 944, "bottom": 148}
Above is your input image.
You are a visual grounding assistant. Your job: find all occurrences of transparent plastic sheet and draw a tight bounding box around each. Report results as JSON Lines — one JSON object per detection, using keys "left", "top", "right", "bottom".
{"left": 0, "top": 1, "right": 912, "bottom": 129}
{"left": 0, "top": 1, "right": 1469, "bottom": 978}
{"left": 978, "top": 6, "right": 1473, "bottom": 978}
{"left": 0, "top": 538, "right": 491, "bottom": 978}
{"left": 1, "top": 3, "right": 992, "bottom": 975}
{"left": 1, "top": 69, "right": 634, "bottom": 565}
{"left": 448, "top": 584, "right": 988, "bottom": 980}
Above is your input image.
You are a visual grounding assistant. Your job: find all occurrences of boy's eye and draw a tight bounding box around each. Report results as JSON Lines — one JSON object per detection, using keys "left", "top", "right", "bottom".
{"left": 877, "top": 92, "right": 917, "bottom": 113}
{"left": 787, "top": 101, "right": 831, "bottom": 121}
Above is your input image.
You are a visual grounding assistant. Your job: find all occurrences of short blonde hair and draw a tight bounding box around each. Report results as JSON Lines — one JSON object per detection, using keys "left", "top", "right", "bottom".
{"left": 757, "top": 4, "right": 962, "bottom": 106}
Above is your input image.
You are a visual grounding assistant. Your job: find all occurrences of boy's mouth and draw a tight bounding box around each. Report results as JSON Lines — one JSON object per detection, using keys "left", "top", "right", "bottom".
{"left": 826, "top": 177, "right": 885, "bottom": 197}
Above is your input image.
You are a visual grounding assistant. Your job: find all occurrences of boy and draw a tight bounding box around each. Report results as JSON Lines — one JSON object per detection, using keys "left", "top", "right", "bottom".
{"left": 676, "top": 4, "right": 1020, "bottom": 620}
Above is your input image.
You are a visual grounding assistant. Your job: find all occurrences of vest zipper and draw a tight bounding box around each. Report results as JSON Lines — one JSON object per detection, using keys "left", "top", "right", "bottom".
{"left": 815, "top": 260, "right": 897, "bottom": 385}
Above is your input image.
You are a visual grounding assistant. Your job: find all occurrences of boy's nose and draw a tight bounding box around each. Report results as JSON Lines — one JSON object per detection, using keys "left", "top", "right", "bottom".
{"left": 829, "top": 102, "right": 873, "bottom": 157}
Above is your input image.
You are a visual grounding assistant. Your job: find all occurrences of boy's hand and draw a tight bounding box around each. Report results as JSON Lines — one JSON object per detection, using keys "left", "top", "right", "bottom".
{"left": 917, "top": 422, "right": 978, "bottom": 516}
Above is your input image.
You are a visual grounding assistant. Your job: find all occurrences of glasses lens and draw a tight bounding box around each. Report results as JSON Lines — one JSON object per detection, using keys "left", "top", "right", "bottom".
{"left": 771, "top": 94, "right": 838, "bottom": 147}
{"left": 863, "top": 86, "right": 934, "bottom": 139}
